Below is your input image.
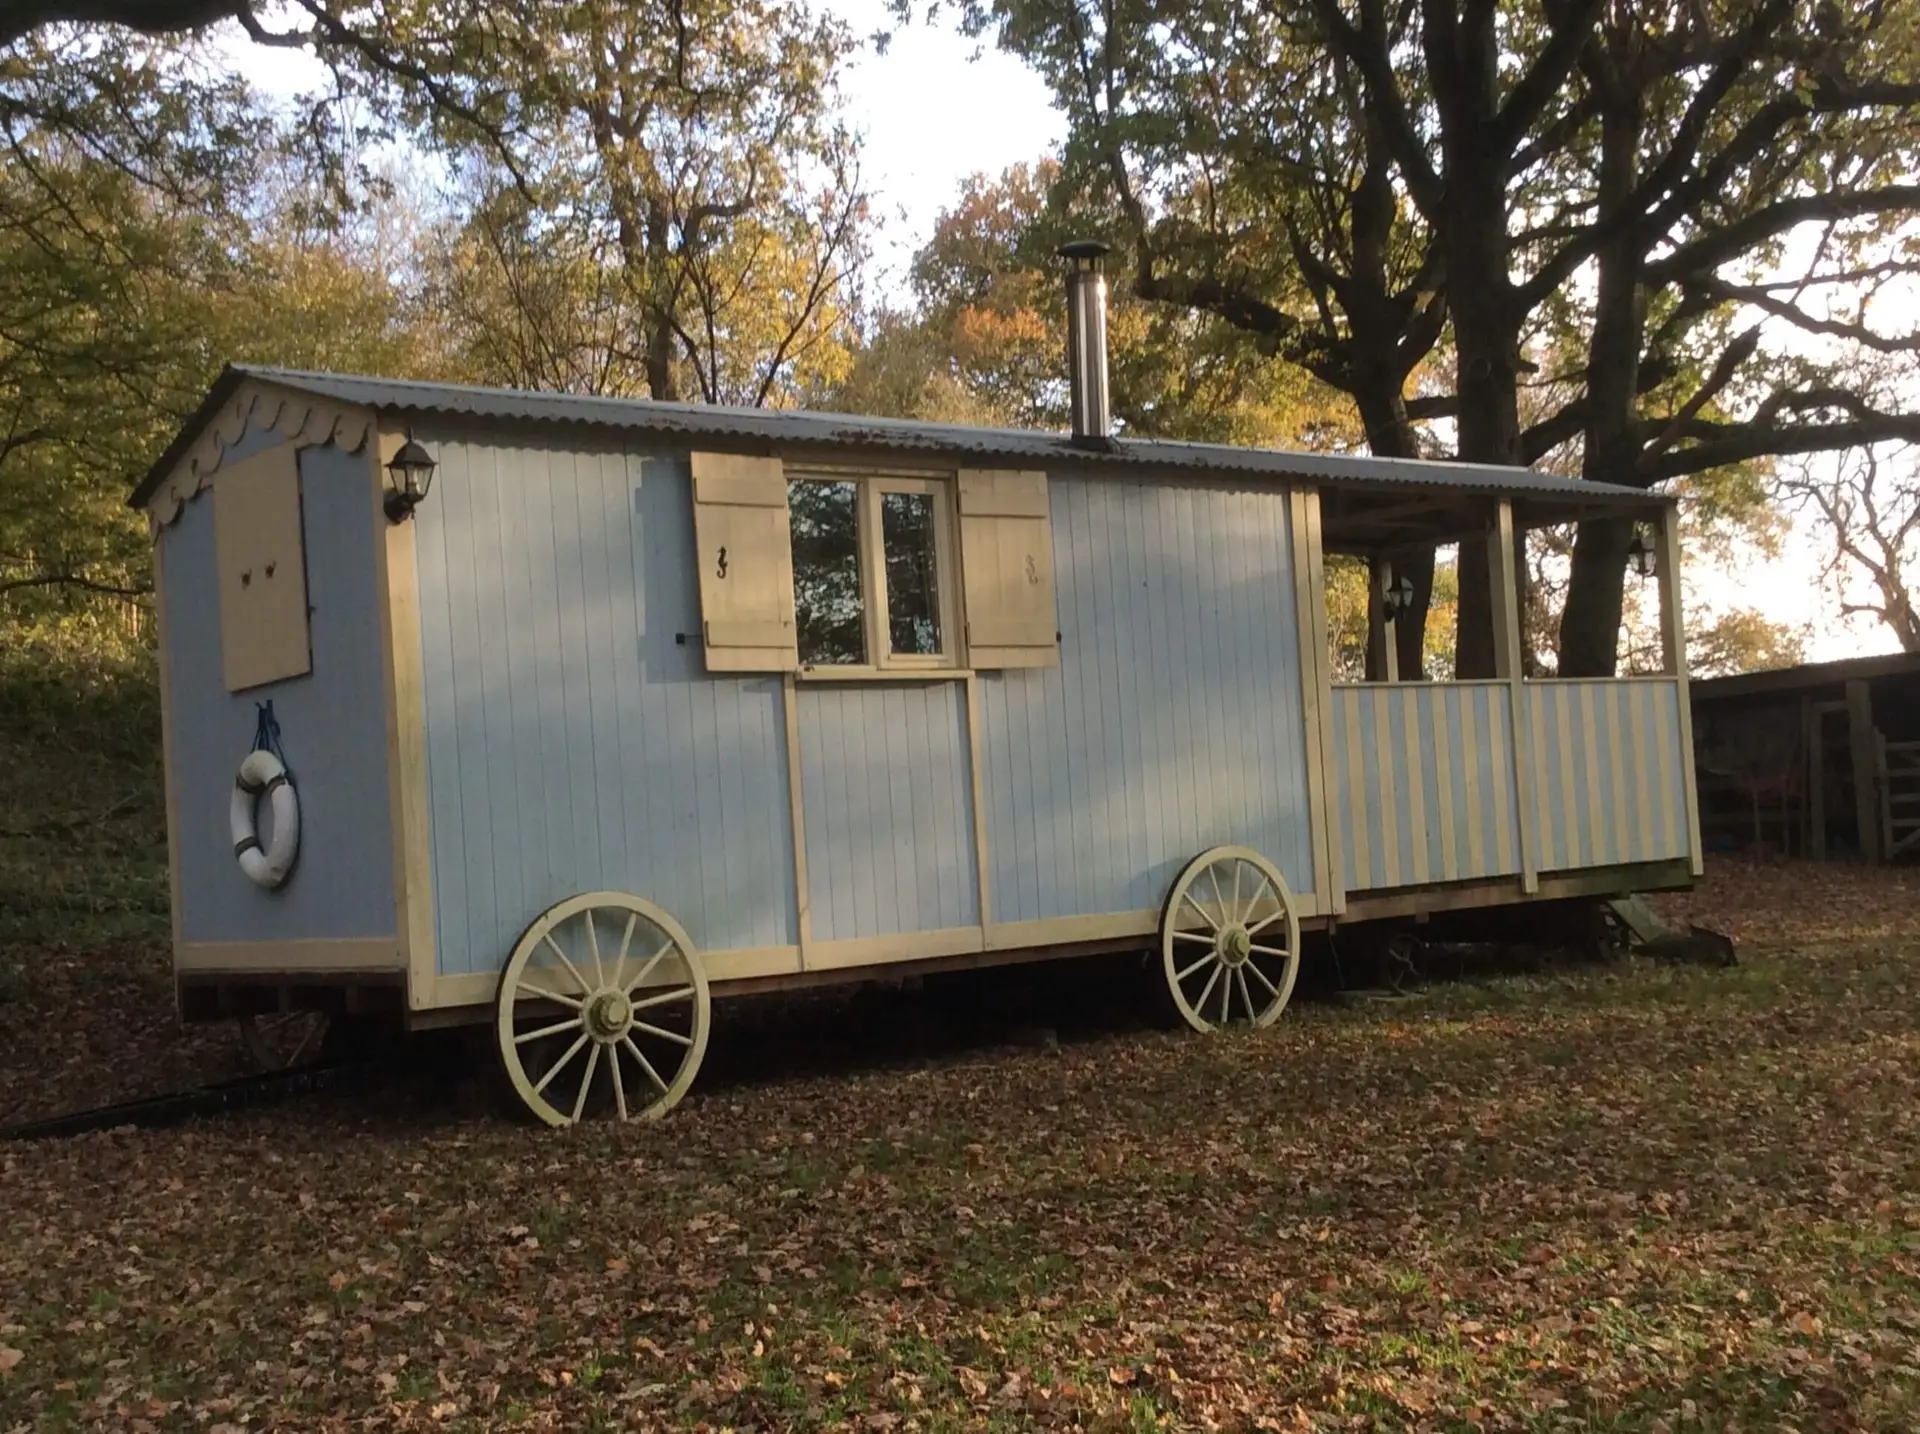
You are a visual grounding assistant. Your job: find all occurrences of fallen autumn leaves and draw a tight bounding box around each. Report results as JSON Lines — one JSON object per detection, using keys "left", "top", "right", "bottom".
{"left": 2, "top": 858, "right": 1918, "bottom": 1431}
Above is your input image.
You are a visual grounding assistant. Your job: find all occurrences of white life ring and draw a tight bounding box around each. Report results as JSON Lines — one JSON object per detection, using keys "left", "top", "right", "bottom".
{"left": 230, "top": 749, "right": 299, "bottom": 888}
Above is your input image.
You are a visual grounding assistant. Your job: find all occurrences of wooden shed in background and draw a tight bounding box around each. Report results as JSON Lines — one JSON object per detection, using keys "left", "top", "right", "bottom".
{"left": 1690, "top": 651, "right": 1920, "bottom": 863}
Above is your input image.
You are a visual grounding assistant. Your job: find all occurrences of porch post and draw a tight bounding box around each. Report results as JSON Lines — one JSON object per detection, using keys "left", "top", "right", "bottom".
{"left": 1290, "top": 488, "right": 1344, "bottom": 914}
{"left": 1654, "top": 503, "right": 1705, "bottom": 876}
{"left": 1489, "top": 500, "right": 1539, "bottom": 892}
{"left": 1366, "top": 557, "right": 1400, "bottom": 683}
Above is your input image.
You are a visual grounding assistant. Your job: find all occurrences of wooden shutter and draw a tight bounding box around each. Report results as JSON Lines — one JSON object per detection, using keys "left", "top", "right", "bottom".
{"left": 957, "top": 468, "right": 1058, "bottom": 669}
{"left": 214, "top": 444, "right": 312, "bottom": 692}
{"left": 690, "top": 452, "right": 799, "bottom": 672}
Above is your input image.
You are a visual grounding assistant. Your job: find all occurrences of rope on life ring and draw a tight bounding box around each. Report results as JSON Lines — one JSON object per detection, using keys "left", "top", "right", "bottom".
{"left": 230, "top": 704, "right": 299, "bottom": 888}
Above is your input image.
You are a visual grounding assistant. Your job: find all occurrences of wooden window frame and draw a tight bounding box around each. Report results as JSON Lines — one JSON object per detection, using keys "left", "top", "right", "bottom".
{"left": 789, "top": 466, "right": 963, "bottom": 677}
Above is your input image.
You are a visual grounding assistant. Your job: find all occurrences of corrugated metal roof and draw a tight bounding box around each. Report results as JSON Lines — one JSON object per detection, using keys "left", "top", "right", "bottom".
{"left": 1691, "top": 649, "right": 1920, "bottom": 702}
{"left": 132, "top": 364, "right": 1669, "bottom": 513}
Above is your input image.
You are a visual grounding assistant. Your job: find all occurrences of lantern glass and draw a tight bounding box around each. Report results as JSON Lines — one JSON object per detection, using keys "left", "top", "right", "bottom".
{"left": 1383, "top": 572, "right": 1416, "bottom": 616}
{"left": 1627, "top": 526, "right": 1656, "bottom": 579}
{"left": 384, "top": 437, "right": 437, "bottom": 521}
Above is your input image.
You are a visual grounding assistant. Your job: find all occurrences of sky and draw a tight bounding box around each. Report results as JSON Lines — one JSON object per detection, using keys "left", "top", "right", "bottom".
{"left": 222, "top": 0, "right": 1067, "bottom": 300}
{"left": 218, "top": 6, "right": 1894, "bottom": 665}
{"left": 828, "top": 0, "right": 1066, "bottom": 293}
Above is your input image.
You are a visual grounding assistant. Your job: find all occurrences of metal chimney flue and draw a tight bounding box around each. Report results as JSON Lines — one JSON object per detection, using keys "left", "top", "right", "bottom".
{"left": 1059, "top": 240, "right": 1113, "bottom": 445}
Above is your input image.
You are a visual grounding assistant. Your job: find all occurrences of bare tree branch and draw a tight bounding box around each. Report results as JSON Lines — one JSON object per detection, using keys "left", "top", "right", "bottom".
{"left": 0, "top": 571, "right": 152, "bottom": 601}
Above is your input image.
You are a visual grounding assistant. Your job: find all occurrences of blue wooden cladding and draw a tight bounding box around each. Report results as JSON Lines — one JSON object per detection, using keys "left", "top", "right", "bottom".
{"left": 976, "top": 476, "right": 1317, "bottom": 922}
{"left": 796, "top": 683, "right": 979, "bottom": 941}
{"left": 404, "top": 436, "right": 1684, "bottom": 972}
{"left": 161, "top": 427, "right": 396, "bottom": 943}
{"left": 1330, "top": 683, "right": 1522, "bottom": 891}
{"left": 408, "top": 455, "right": 1318, "bottom": 973}
{"left": 410, "top": 441, "right": 798, "bottom": 976}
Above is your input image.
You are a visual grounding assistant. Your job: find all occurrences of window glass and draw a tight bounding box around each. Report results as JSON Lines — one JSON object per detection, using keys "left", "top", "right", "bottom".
{"left": 882, "top": 491, "right": 942, "bottom": 656}
{"left": 789, "top": 480, "right": 866, "bottom": 665}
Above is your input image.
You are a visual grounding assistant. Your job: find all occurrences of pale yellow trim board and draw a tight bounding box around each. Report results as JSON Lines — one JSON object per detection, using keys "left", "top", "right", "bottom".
{"left": 373, "top": 422, "right": 439, "bottom": 1013}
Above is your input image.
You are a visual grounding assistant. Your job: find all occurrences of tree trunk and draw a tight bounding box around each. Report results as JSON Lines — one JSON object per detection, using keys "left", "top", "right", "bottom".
{"left": 1449, "top": 291, "right": 1521, "bottom": 680}
{"left": 1559, "top": 52, "right": 1646, "bottom": 677}
{"left": 1361, "top": 546, "right": 1438, "bottom": 681}
{"left": 1354, "top": 385, "right": 1433, "bottom": 680}
{"left": 1560, "top": 516, "right": 1637, "bottom": 674}
{"left": 1436, "top": 96, "right": 1520, "bottom": 679}
{"left": 1393, "top": 546, "right": 1436, "bottom": 679}
{"left": 645, "top": 315, "right": 677, "bottom": 403}
{"left": 644, "top": 201, "right": 679, "bottom": 402}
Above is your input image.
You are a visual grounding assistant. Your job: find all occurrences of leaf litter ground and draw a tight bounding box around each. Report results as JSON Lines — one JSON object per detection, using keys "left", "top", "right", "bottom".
{"left": 3, "top": 857, "right": 1919, "bottom": 1432}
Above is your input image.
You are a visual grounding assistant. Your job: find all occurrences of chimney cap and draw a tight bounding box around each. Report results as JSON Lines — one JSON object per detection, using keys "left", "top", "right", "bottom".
{"left": 1057, "top": 239, "right": 1112, "bottom": 266}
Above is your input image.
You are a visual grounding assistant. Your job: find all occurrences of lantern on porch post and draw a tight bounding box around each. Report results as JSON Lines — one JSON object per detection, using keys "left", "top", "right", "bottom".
{"left": 1626, "top": 523, "right": 1657, "bottom": 579}
{"left": 1382, "top": 570, "right": 1416, "bottom": 617}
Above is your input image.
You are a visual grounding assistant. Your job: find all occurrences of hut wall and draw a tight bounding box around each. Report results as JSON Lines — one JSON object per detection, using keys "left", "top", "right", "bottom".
{"left": 411, "top": 450, "right": 1323, "bottom": 975}
{"left": 795, "top": 683, "right": 981, "bottom": 942}
{"left": 161, "top": 427, "right": 397, "bottom": 943}
{"left": 1329, "top": 682, "right": 1522, "bottom": 890}
{"left": 1528, "top": 679, "right": 1690, "bottom": 871}
{"left": 410, "top": 436, "right": 799, "bottom": 978}
{"left": 975, "top": 475, "right": 1318, "bottom": 922}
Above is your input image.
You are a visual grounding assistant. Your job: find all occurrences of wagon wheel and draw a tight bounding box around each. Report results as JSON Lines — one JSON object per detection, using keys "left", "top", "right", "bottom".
{"left": 495, "top": 891, "right": 712, "bottom": 1127}
{"left": 238, "top": 1012, "right": 329, "bottom": 1071}
{"left": 1160, "top": 846, "right": 1300, "bottom": 1034}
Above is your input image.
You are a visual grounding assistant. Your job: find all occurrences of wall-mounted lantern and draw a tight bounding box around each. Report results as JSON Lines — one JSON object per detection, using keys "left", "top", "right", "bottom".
{"left": 1381, "top": 570, "right": 1417, "bottom": 617}
{"left": 1626, "top": 523, "right": 1657, "bottom": 579}
{"left": 384, "top": 434, "right": 438, "bottom": 523}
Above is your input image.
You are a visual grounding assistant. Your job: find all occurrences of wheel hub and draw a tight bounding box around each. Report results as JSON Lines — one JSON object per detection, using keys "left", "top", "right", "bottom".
{"left": 586, "top": 989, "right": 633, "bottom": 1040}
{"left": 1218, "top": 924, "right": 1252, "bottom": 967}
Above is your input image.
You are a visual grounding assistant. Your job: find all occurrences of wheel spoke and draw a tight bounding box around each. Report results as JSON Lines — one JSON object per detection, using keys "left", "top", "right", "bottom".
{"left": 540, "top": 933, "right": 594, "bottom": 997}
{"left": 610, "top": 1042, "right": 629, "bottom": 1121}
{"left": 1246, "top": 907, "right": 1286, "bottom": 936}
{"left": 571, "top": 1043, "right": 601, "bottom": 1124}
{"left": 287, "top": 1018, "right": 322, "bottom": 1064}
{"left": 1171, "top": 928, "right": 1213, "bottom": 945}
{"left": 1175, "top": 951, "right": 1217, "bottom": 982}
{"left": 514, "top": 1016, "right": 584, "bottom": 1045}
{"left": 532, "top": 1032, "right": 590, "bottom": 1096}
{"left": 622, "top": 1035, "right": 669, "bottom": 1094}
{"left": 1245, "top": 959, "right": 1281, "bottom": 998}
{"left": 622, "top": 936, "right": 677, "bottom": 995}
{"left": 609, "top": 912, "right": 639, "bottom": 991}
{"left": 1230, "top": 860, "right": 1243, "bottom": 923}
{"left": 1242, "top": 872, "right": 1275, "bottom": 925}
{"left": 1192, "top": 962, "right": 1224, "bottom": 1021}
{"left": 1218, "top": 966, "right": 1233, "bottom": 1023}
{"left": 632, "top": 1018, "right": 693, "bottom": 1048}
{"left": 517, "top": 981, "right": 584, "bottom": 1010}
{"left": 1248, "top": 942, "right": 1291, "bottom": 958}
{"left": 585, "top": 910, "right": 606, "bottom": 989}
{"left": 1237, "top": 967, "right": 1257, "bottom": 1022}
{"left": 1180, "top": 892, "right": 1219, "bottom": 932}
{"left": 1206, "top": 865, "right": 1228, "bottom": 927}
{"left": 629, "top": 984, "right": 695, "bottom": 1013}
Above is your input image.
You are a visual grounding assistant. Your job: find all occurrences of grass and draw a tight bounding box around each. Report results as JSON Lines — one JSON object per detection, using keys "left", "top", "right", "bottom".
{"left": 0, "top": 863, "right": 1916, "bottom": 1431}
{"left": 0, "top": 638, "right": 169, "bottom": 947}
{"left": 0, "top": 642, "right": 247, "bottom": 1123}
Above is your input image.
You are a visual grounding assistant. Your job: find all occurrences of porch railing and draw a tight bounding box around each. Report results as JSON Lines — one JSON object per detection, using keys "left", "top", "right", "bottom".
{"left": 1330, "top": 677, "right": 1692, "bottom": 894}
